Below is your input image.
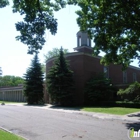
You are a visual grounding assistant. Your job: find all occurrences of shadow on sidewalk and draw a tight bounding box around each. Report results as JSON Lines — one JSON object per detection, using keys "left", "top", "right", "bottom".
{"left": 49, "top": 105, "right": 82, "bottom": 111}
{"left": 125, "top": 122, "right": 140, "bottom": 131}
{"left": 23, "top": 104, "right": 47, "bottom": 107}
{"left": 127, "top": 113, "right": 140, "bottom": 119}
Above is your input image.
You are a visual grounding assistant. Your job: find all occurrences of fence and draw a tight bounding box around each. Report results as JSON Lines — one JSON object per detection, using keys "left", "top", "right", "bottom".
{"left": 0, "top": 85, "right": 26, "bottom": 102}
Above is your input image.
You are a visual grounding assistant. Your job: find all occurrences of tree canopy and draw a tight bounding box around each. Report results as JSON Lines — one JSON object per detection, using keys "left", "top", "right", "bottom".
{"left": 75, "top": 0, "right": 140, "bottom": 68}
{"left": 1, "top": 0, "right": 140, "bottom": 68}
{"left": 44, "top": 47, "right": 68, "bottom": 61}
{"left": 0, "top": 67, "right": 2, "bottom": 76}
{"left": 0, "top": 0, "right": 9, "bottom": 8}
{"left": 0, "top": 75, "right": 24, "bottom": 87}
{"left": 0, "top": 0, "right": 66, "bottom": 54}
{"left": 13, "top": 0, "right": 62, "bottom": 54}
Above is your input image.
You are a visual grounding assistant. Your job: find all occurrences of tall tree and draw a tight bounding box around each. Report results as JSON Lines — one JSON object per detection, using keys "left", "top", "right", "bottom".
{"left": 24, "top": 53, "right": 44, "bottom": 105}
{"left": 47, "top": 47, "right": 74, "bottom": 106}
{"left": 74, "top": 0, "right": 140, "bottom": 68}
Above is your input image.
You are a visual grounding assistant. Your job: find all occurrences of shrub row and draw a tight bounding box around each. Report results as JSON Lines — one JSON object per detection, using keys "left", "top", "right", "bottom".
{"left": 99, "top": 101, "right": 140, "bottom": 108}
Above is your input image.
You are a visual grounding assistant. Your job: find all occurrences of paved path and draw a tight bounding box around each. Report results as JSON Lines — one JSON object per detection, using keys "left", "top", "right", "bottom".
{"left": 0, "top": 103, "right": 140, "bottom": 140}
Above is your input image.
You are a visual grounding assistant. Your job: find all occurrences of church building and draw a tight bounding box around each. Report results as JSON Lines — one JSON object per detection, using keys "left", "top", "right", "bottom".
{"left": 45, "top": 31, "right": 140, "bottom": 105}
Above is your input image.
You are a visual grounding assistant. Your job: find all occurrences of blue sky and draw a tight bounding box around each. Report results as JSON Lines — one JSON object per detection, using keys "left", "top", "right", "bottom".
{"left": 0, "top": 0, "right": 139, "bottom": 77}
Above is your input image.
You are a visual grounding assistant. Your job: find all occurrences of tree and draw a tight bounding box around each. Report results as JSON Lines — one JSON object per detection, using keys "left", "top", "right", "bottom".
{"left": 74, "top": 0, "right": 140, "bottom": 69}
{"left": 84, "top": 74, "right": 116, "bottom": 105}
{"left": 117, "top": 81, "right": 140, "bottom": 102}
{"left": 41, "top": 47, "right": 69, "bottom": 76}
{"left": 0, "top": 0, "right": 9, "bottom": 8}
{"left": 0, "top": 0, "right": 68, "bottom": 54}
{"left": 0, "top": 0, "right": 67, "bottom": 54}
{"left": 46, "top": 47, "right": 74, "bottom": 106}
{"left": 0, "top": 75, "right": 24, "bottom": 87}
{"left": 12, "top": 0, "right": 66, "bottom": 54}
{"left": 0, "top": 67, "right": 2, "bottom": 76}
{"left": 24, "top": 53, "right": 44, "bottom": 105}
{"left": 44, "top": 48, "right": 69, "bottom": 61}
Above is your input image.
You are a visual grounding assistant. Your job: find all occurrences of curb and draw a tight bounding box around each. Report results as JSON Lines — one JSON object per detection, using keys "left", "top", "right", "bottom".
{"left": 0, "top": 126, "right": 29, "bottom": 140}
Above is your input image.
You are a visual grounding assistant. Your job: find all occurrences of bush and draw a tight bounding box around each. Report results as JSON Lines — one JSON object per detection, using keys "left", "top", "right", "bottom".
{"left": 117, "top": 81, "right": 140, "bottom": 102}
{"left": 84, "top": 74, "right": 116, "bottom": 105}
{"left": 99, "top": 101, "right": 140, "bottom": 108}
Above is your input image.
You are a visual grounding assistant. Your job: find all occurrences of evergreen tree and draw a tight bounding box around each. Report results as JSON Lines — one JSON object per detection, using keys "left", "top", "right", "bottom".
{"left": 24, "top": 53, "right": 44, "bottom": 105}
{"left": 47, "top": 47, "right": 74, "bottom": 106}
{"left": 84, "top": 74, "right": 116, "bottom": 105}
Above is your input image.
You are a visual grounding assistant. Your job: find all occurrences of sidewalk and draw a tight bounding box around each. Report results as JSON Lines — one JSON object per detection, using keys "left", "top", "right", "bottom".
{"left": 3, "top": 103, "right": 140, "bottom": 122}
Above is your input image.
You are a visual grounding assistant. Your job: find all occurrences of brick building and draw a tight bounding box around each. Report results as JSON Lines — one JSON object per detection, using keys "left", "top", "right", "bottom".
{"left": 45, "top": 31, "right": 140, "bottom": 105}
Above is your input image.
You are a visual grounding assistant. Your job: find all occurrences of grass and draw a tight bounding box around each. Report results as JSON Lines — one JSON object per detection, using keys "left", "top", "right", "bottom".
{"left": 0, "top": 101, "right": 26, "bottom": 104}
{"left": 0, "top": 129, "right": 25, "bottom": 140}
{"left": 81, "top": 107, "right": 140, "bottom": 115}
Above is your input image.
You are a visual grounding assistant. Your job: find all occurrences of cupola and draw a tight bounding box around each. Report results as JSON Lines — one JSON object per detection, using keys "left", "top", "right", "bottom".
{"left": 74, "top": 31, "right": 92, "bottom": 54}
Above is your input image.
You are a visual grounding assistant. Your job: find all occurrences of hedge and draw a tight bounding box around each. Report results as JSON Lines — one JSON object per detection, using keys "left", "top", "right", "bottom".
{"left": 98, "top": 101, "right": 140, "bottom": 108}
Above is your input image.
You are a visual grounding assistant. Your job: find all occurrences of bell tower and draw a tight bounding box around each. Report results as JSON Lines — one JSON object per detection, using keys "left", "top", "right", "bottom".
{"left": 74, "top": 31, "right": 92, "bottom": 54}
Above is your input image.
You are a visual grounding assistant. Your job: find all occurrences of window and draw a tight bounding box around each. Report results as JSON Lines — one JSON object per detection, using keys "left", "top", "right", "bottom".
{"left": 87, "top": 38, "right": 90, "bottom": 46}
{"left": 104, "top": 66, "right": 109, "bottom": 78}
{"left": 78, "top": 36, "right": 81, "bottom": 46}
{"left": 123, "top": 71, "right": 127, "bottom": 83}
{"left": 133, "top": 73, "right": 137, "bottom": 82}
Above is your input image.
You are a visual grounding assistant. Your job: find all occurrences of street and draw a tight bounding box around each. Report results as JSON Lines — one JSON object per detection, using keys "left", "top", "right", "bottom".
{"left": 0, "top": 105, "right": 139, "bottom": 140}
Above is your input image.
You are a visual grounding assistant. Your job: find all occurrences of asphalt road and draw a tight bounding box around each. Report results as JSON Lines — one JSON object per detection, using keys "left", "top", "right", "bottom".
{"left": 0, "top": 105, "right": 139, "bottom": 140}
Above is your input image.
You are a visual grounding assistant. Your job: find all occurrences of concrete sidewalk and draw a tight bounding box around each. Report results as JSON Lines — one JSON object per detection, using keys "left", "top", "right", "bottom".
{"left": 3, "top": 103, "right": 140, "bottom": 122}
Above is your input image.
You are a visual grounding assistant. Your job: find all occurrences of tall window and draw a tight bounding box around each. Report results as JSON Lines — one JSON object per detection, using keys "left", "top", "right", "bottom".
{"left": 133, "top": 73, "right": 137, "bottom": 82}
{"left": 104, "top": 66, "right": 109, "bottom": 78}
{"left": 79, "top": 36, "right": 81, "bottom": 46}
{"left": 87, "top": 38, "right": 90, "bottom": 46}
{"left": 123, "top": 71, "right": 127, "bottom": 83}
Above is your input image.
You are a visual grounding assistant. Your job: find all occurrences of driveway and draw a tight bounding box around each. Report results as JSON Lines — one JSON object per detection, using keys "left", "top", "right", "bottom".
{"left": 0, "top": 105, "right": 139, "bottom": 140}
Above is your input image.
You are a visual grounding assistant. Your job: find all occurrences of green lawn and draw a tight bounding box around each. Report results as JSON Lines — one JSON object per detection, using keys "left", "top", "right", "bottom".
{"left": 0, "top": 129, "right": 25, "bottom": 140}
{"left": 81, "top": 107, "right": 140, "bottom": 115}
{"left": 0, "top": 101, "right": 26, "bottom": 104}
